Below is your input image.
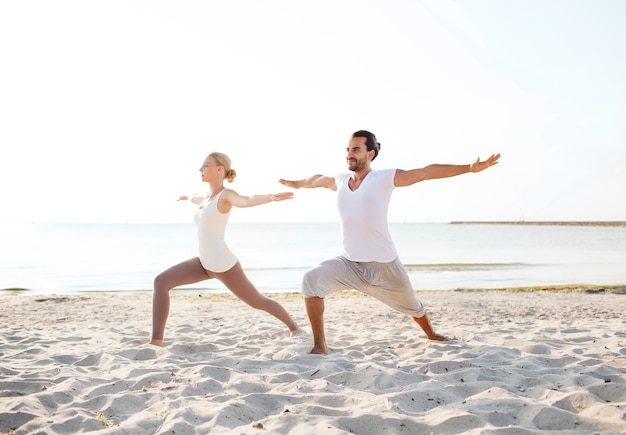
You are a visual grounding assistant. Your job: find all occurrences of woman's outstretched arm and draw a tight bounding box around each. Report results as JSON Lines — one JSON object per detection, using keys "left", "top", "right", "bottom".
{"left": 218, "top": 189, "right": 293, "bottom": 212}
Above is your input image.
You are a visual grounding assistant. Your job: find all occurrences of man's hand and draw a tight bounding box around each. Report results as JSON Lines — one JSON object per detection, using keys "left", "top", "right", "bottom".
{"left": 278, "top": 179, "right": 300, "bottom": 189}
{"left": 469, "top": 153, "right": 501, "bottom": 173}
{"left": 279, "top": 175, "right": 337, "bottom": 190}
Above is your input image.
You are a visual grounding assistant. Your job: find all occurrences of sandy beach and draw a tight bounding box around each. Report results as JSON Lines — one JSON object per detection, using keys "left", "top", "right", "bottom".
{"left": 1, "top": 289, "right": 625, "bottom": 434}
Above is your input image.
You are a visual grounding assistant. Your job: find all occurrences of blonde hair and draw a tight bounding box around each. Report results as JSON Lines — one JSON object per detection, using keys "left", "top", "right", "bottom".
{"left": 209, "top": 152, "right": 237, "bottom": 183}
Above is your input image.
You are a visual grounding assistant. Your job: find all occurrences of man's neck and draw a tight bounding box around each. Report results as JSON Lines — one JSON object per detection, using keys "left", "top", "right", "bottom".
{"left": 348, "top": 168, "right": 372, "bottom": 191}
{"left": 351, "top": 167, "right": 372, "bottom": 181}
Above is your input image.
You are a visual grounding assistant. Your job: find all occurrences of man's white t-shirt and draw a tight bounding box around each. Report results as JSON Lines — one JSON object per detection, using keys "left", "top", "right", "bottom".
{"left": 335, "top": 168, "right": 398, "bottom": 262}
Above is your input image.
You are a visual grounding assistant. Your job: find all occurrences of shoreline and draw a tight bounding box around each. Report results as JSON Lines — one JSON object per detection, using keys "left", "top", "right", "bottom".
{"left": 3, "top": 283, "right": 626, "bottom": 297}
{"left": 450, "top": 220, "right": 626, "bottom": 227}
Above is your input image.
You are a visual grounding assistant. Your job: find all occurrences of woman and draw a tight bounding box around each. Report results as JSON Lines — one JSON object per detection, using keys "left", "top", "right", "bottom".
{"left": 150, "top": 152, "right": 299, "bottom": 346}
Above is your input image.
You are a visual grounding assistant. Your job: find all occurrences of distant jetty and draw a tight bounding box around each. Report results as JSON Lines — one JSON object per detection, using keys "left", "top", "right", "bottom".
{"left": 450, "top": 221, "right": 626, "bottom": 227}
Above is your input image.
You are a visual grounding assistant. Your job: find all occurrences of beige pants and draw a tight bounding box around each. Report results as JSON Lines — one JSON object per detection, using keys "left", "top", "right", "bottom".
{"left": 302, "top": 256, "right": 426, "bottom": 318}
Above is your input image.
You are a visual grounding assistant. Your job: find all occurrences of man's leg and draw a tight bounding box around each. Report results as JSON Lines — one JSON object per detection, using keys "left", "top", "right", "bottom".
{"left": 305, "top": 296, "right": 328, "bottom": 354}
{"left": 361, "top": 258, "right": 452, "bottom": 342}
{"left": 302, "top": 257, "right": 361, "bottom": 354}
{"left": 413, "top": 313, "right": 451, "bottom": 341}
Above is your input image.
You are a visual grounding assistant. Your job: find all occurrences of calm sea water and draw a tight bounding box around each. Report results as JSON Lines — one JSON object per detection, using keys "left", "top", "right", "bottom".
{"left": 1, "top": 222, "right": 625, "bottom": 295}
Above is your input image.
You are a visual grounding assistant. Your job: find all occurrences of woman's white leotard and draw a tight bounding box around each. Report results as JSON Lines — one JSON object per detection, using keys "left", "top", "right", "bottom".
{"left": 194, "top": 190, "right": 237, "bottom": 272}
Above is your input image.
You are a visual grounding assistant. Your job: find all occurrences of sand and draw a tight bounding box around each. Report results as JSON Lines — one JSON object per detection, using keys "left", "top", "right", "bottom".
{"left": 1, "top": 289, "right": 625, "bottom": 434}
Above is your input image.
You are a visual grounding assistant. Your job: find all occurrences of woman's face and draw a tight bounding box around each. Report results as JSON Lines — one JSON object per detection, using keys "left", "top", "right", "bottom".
{"left": 199, "top": 156, "right": 223, "bottom": 182}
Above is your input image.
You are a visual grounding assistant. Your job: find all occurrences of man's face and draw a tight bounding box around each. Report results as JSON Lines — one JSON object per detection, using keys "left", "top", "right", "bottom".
{"left": 346, "top": 136, "right": 372, "bottom": 172}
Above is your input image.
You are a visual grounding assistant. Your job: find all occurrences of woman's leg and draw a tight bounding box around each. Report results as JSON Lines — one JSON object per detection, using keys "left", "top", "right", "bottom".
{"left": 151, "top": 257, "right": 211, "bottom": 345}
{"left": 217, "top": 262, "right": 299, "bottom": 332}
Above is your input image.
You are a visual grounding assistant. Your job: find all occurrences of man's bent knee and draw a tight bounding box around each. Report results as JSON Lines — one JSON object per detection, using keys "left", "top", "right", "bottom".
{"left": 302, "top": 269, "right": 327, "bottom": 298}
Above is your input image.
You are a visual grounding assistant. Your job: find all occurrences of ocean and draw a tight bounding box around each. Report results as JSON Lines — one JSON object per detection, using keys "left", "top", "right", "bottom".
{"left": 1, "top": 222, "right": 625, "bottom": 295}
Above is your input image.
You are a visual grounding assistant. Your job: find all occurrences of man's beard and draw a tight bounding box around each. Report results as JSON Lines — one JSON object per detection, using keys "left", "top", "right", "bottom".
{"left": 347, "top": 158, "right": 366, "bottom": 172}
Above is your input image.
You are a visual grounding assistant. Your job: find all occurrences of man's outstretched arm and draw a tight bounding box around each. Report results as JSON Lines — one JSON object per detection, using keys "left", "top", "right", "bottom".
{"left": 279, "top": 174, "right": 337, "bottom": 191}
{"left": 394, "top": 153, "right": 501, "bottom": 187}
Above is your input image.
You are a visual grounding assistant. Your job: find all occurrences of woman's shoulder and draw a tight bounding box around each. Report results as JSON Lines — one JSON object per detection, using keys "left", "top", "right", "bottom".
{"left": 219, "top": 188, "right": 237, "bottom": 200}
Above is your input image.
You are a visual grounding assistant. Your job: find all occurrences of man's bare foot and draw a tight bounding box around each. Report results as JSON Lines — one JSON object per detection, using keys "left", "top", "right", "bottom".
{"left": 149, "top": 339, "right": 163, "bottom": 346}
{"left": 309, "top": 345, "right": 329, "bottom": 354}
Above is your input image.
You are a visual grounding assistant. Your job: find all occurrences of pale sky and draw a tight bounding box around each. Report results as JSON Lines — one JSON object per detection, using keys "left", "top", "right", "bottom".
{"left": 1, "top": 0, "right": 625, "bottom": 224}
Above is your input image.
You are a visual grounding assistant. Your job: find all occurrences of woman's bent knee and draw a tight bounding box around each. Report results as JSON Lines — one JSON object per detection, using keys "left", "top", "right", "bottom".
{"left": 153, "top": 273, "right": 171, "bottom": 293}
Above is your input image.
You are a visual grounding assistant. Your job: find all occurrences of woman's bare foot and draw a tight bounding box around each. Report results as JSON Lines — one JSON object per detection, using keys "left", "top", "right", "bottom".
{"left": 289, "top": 327, "right": 303, "bottom": 337}
{"left": 149, "top": 339, "right": 163, "bottom": 346}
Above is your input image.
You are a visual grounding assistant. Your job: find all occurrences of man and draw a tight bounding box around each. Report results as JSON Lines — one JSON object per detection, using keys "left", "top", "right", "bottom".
{"left": 279, "top": 130, "right": 500, "bottom": 354}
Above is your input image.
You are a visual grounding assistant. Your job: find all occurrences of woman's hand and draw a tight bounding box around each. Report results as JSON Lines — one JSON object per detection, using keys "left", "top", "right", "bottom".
{"left": 272, "top": 192, "right": 294, "bottom": 202}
